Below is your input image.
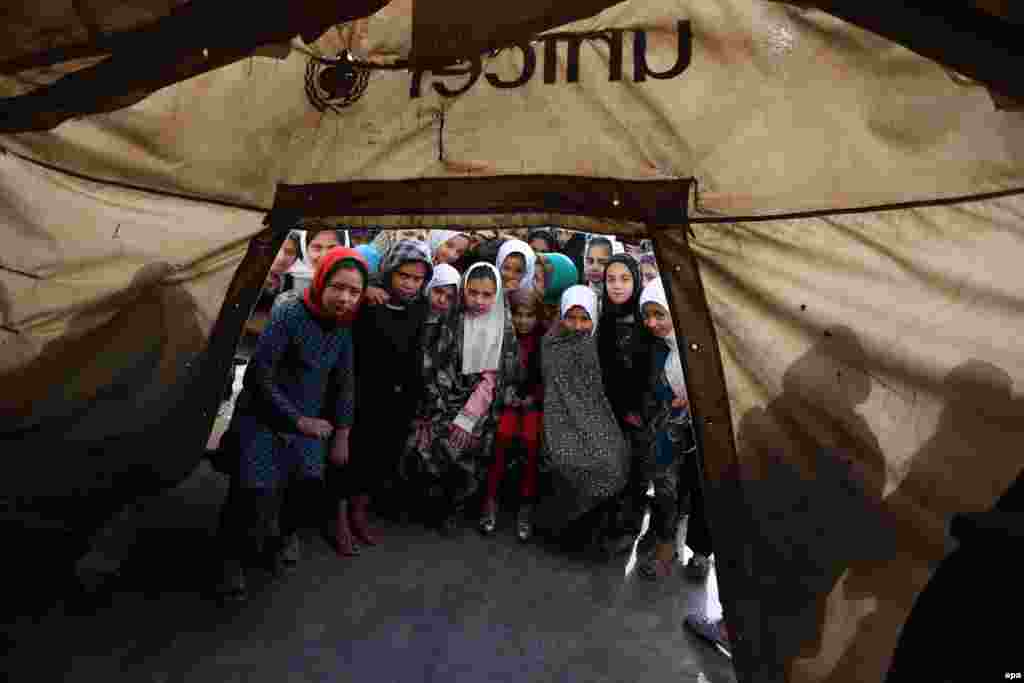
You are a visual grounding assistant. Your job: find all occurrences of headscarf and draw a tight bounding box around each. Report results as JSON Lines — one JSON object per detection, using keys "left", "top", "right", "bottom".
{"left": 427, "top": 263, "right": 461, "bottom": 296}
{"left": 380, "top": 239, "right": 434, "bottom": 304}
{"left": 598, "top": 254, "right": 645, "bottom": 382}
{"left": 639, "top": 278, "right": 687, "bottom": 401}
{"left": 586, "top": 235, "right": 623, "bottom": 257}
{"left": 354, "top": 244, "right": 381, "bottom": 274}
{"left": 266, "top": 231, "right": 303, "bottom": 294}
{"left": 496, "top": 239, "right": 537, "bottom": 293}
{"left": 559, "top": 285, "right": 598, "bottom": 336}
{"left": 527, "top": 228, "right": 559, "bottom": 253}
{"left": 303, "top": 246, "right": 369, "bottom": 325}
{"left": 428, "top": 229, "right": 469, "bottom": 262}
{"left": 599, "top": 254, "right": 642, "bottom": 320}
{"left": 284, "top": 230, "right": 304, "bottom": 261}
{"left": 461, "top": 263, "right": 506, "bottom": 374}
{"left": 639, "top": 252, "right": 658, "bottom": 268}
{"left": 539, "top": 252, "right": 579, "bottom": 306}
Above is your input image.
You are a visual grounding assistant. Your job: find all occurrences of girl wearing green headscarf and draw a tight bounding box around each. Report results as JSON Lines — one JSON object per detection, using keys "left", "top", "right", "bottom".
{"left": 532, "top": 252, "right": 579, "bottom": 330}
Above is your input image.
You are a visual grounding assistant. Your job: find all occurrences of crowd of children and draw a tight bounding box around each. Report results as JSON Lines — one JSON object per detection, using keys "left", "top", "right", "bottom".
{"left": 214, "top": 227, "right": 715, "bottom": 625}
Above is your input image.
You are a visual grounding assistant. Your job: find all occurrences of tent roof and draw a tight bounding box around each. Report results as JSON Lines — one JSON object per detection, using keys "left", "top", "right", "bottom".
{"left": 1, "top": 1, "right": 1021, "bottom": 138}
{"left": 2, "top": 0, "right": 1022, "bottom": 218}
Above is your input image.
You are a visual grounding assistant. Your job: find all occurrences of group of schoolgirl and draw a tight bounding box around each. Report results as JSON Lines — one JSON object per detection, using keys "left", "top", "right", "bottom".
{"left": 215, "top": 226, "right": 708, "bottom": 601}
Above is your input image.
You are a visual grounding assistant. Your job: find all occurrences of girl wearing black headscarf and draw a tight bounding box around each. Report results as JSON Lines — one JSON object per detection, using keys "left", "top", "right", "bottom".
{"left": 348, "top": 240, "right": 434, "bottom": 541}
{"left": 597, "top": 254, "right": 652, "bottom": 552}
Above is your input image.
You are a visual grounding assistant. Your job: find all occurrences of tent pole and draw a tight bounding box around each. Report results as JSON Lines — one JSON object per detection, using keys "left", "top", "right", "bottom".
{"left": 649, "top": 222, "right": 763, "bottom": 683}
{"left": 182, "top": 209, "right": 292, "bottom": 472}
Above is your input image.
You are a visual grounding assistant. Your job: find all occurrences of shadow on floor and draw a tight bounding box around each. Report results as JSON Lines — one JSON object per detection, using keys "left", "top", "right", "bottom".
{"left": 5, "top": 461, "right": 737, "bottom": 683}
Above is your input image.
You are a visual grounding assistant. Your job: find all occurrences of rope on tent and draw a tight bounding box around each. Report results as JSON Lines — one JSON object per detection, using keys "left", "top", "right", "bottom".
{"left": 689, "top": 179, "right": 1024, "bottom": 225}
{"left": 0, "top": 264, "right": 44, "bottom": 280}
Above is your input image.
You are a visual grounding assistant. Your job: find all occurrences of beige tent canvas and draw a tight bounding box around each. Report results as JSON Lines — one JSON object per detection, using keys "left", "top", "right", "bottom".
{"left": 2, "top": 2, "right": 1023, "bottom": 682}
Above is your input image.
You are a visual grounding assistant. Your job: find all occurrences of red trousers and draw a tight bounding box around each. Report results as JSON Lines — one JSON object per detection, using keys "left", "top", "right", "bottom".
{"left": 485, "top": 409, "right": 541, "bottom": 502}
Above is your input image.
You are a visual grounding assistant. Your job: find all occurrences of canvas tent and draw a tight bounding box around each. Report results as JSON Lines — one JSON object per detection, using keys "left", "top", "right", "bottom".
{"left": 2, "top": 1, "right": 1023, "bottom": 681}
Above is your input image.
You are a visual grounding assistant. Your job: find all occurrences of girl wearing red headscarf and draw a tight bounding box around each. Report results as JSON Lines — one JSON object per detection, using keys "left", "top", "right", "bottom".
{"left": 216, "top": 247, "right": 368, "bottom": 602}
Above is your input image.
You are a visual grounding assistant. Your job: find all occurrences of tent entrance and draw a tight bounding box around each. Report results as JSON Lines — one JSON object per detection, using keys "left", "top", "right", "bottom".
{"left": 201, "top": 174, "right": 752, "bottom": 679}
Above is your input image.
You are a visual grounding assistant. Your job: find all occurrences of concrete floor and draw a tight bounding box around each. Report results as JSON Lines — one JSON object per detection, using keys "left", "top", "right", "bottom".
{"left": 6, "top": 461, "right": 738, "bottom": 683}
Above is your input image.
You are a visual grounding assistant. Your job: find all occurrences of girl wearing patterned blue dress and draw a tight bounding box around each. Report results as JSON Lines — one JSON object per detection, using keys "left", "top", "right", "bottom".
{"left": 215, "top": 247, "right": 368, "bottom": 601}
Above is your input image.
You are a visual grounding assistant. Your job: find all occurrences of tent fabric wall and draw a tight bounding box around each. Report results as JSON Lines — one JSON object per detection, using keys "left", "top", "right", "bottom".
{"left": 1, "top": 1, "right": 1023, "bottom": 681}
{"left": 0, "top": 151, "right": 262, "bottom": 357}
{"left": 689, "top": 192, "right": 1024, "bottom": 681}
{"left": 0, "top": 151, "right": 263, "bottom": 507}
{"left": 1, "top": 1, "right": 1022, "bottom": 215}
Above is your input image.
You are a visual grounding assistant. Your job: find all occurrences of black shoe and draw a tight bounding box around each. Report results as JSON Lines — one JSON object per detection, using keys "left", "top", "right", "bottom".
{"left": 441, "top": 513, "right": 460, "bottom": 537}
{"left": 216, "top": 560, "right": 248, "bottom": 603}
{"left": 516, "top": 504, "right": 533, "bottom": 542}
{"left": 271, "top": 534, "right": 301, "bottom": 577}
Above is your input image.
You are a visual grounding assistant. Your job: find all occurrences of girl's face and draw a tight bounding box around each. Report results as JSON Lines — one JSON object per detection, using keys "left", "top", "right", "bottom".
{"left": 532, "top": 260, "right": 546, "bottom": 296}
{"left": 511, "top": 304, "right": 539, "bottom": 336}
{"left": 529, "top": 238, "right": 551, "bottom": 254}
{"left": 391, "top": 261, "right": 429, "bottom": 301}
{"left": 269, "top": 239, "right": 299, "bottom": 277}
{"left": 642, "top": 302, "right": 674, "bottom": 338}
{"left": 440, "top": 236, "right": 471, "bottom": 266}
{"left": 584, "top": 244, "right": 612, "bottom": 284}
{"left": 464, "top": 275, "right": 498, "bottom": 315}
{"left": 500, "top": 253, "right": 526, "bottom": 291}
{"left": 435, "top": 235, "right": 470, "bottom": 265}
{"left": 641, "top": 263, "right": 659, "bottom": 287}
{"left": 429, "top": 284, "right": 456, "bottom": 314}
{"left": 605, "top": 262, "right": 635, "bottom": 306}
{"left": 307, "top": 231, "right": 342, "bottom": 270}
{"left": 561, "top": 306, "right": 594, "bottom": 335}
{"left": 321, "top": 266, "right": 365, "bottom": 317}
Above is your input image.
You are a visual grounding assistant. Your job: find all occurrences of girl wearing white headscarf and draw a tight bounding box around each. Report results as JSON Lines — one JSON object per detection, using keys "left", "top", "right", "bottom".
{"left": 402, "top": 263, "right": 521, "bottom": 535}
{"left": 429, "top": 230, "right": 471, "bottom": 266}
{"left": 532, "top": 285, "right": 630, "bottom": 553}
{"left": 421, "top": 262, "right": 462, "bottom": 368}
{"left": 558, "top": 285, "right": 599, "bottom": 336}
{"left": 635, "top": 278, "right": 700, "bottom": 581}
{"left": 496, "top": 239, "right": 537, "bottom": 295}
{"left": 426, "top": 264, "right": 461, "bottom": 315}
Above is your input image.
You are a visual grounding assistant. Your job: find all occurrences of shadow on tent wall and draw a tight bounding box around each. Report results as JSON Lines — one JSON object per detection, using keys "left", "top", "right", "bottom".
{"left": 0, "top": 231, "right": 283, "bottom": 605}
